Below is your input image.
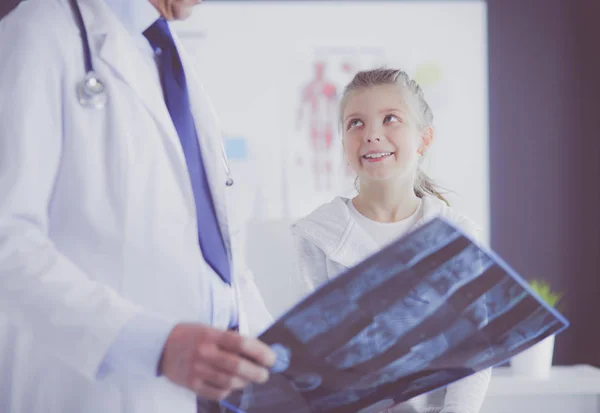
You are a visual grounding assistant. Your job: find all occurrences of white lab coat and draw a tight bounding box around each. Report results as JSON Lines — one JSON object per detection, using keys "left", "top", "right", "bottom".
{"left": 0, "top": 0, "right": 272, "bottom": 412}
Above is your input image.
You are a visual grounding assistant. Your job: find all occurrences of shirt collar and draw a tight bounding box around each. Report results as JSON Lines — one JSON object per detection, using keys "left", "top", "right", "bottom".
{"left": 102, "top": 0, "right": 160, "bottom": 35}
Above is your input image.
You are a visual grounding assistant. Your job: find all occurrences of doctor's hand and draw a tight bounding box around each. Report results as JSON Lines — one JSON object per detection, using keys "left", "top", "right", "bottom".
{"left": 159, "top": 323, "right": 276, "bottom": 401}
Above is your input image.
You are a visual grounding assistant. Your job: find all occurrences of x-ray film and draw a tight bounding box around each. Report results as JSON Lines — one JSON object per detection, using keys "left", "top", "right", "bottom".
{"left": 223, "top": 217, "right": 569, "bottom": 413}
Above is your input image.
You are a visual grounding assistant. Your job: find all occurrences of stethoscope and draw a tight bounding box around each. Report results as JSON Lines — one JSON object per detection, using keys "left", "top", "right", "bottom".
{"left": 69, "top": 0, "right": 234, "bottom": 187}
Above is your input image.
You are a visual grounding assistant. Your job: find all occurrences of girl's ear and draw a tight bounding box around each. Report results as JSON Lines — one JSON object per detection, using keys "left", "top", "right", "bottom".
{"left": 418, "top": 126, "right": 434, "bottom": 155}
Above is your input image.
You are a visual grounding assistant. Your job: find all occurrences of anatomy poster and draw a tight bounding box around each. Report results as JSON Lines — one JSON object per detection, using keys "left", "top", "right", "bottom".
{"left": 283, "top": 43, "right": 388, "bottom": 218}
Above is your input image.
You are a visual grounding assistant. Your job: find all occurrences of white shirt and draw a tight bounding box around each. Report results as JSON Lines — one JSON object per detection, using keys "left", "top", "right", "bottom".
{"left": 347, "top": 198, "right": 423, "bottom": 247}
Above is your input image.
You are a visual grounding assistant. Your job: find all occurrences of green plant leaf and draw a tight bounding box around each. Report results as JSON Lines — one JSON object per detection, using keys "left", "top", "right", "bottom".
{"left": 529, "top": 279, "right": 564, "bottom": 308}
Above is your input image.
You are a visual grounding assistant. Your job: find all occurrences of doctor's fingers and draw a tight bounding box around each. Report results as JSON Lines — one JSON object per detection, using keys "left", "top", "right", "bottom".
{"left": 195, "top": 343, "right": 270, "bottom": 384}
{"left": 191, "top": 377, "right": 232, "bottom": 402}
{"left": 191, "top": 362, "right": 249, "bottom": 391}
{"left": 214, "top": 330, "right": 277, "bottom": 368}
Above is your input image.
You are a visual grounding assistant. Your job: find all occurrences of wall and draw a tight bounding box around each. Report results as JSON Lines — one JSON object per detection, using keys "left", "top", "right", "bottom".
{"left": 0, "top": 0, "right": 20, "bottom": 19}
{"left": 487, "top": 0, "right": 600, "bottom": 365}
{"left": 174, "top": 1, "right": 490, "bottom": 318}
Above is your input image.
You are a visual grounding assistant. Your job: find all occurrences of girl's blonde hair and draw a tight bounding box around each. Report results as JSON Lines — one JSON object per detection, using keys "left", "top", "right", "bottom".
{"left": 339, "top": 68, "right": 449, "bottom": 205}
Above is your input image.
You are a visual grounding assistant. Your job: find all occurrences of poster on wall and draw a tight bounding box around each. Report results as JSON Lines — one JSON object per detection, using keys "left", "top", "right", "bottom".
{"left": 175, "top": 1, "right": 488, "bottom": 235}
{"left": 283, "top": 42, "right": 388, "bottom": 218}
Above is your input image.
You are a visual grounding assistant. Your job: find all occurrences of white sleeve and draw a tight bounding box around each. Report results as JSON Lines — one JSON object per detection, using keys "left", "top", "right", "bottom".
{"left": 237, "top": 266, "right": 275, "bottom": 337}
{"left": 0, "top": 6, "right": 144, "bottom": 381}
{"left": 291, "top": 233, "right": 330, "bottom": 293}
{"left": 228, "top": 221, "right": 275, "bottom": 337}
{"left": 441, "top": 368, "right": 491, "bottom": 413}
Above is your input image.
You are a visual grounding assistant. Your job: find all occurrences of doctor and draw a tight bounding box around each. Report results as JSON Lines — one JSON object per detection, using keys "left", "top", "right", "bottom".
{"left": 0, "top": 0, "right": 276, "bottom": 412}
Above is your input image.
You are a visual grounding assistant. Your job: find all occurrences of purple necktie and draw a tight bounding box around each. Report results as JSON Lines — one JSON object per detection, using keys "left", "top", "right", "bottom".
{"left": 144, "top": 19, "right": 231, "bottom": 284}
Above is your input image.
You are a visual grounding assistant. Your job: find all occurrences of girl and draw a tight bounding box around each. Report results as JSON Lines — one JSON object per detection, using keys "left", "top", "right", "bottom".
{"left": 292, "top": 68, "right": 491, "bottom": 413}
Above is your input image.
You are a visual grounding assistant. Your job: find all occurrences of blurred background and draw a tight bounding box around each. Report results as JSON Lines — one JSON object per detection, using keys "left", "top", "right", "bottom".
{"left": 175, "top": 1, "right": 489, "bottom": 230}
{"left": 161, "top": 0, "right": 600, "bottom": 371}
{"left": 2, "top": 0, "right": 600, "bottom": 400}
{"left": 172, "top": 0, "right": 491, "bottom": 332}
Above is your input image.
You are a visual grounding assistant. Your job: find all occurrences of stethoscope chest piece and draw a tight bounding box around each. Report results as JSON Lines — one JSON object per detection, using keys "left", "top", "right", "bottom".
{"left": 77, "top": 71, "right": 108, "bottom": 109}
{"left": 69, "top": 0, "right": 234, "bottom": 185}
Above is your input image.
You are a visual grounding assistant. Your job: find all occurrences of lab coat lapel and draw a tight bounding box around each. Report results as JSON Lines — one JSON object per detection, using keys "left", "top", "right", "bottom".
{"left": 78, "top": 0, "right": 199, "bottom": 220}
{"left": 174, "top": 35, "right": 233, "bottom": 259}
{"left": 80, "top": 0, "right": 185, "bottom": 159}
{"left": 79, "top": 0, "right": 232, "bottom": 259}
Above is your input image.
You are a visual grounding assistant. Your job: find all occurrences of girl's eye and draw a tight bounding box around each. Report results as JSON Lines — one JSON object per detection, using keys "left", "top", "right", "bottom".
{"left": 347, "top": 119, "right": 363, "bottom": 130}
{"left": 383, "top": 114, "right": 400, "bottom": 123}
